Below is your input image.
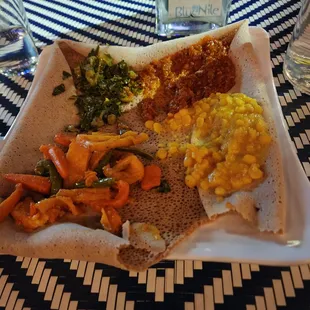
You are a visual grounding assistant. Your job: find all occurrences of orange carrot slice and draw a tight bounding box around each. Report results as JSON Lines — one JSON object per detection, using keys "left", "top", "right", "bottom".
{"left": 40, "top": 144, "right": 69, "bottom": 179}
{"left": 0, "top": 183, "right": 24, "bottom": 222}
{"left": 4, "top": 174, "right": 51, "bottom": 194}
{"left": 54, "top": 132, "right": 76, "bottom": 147}
{"left": 141, "top": 165, "right": 161, "bottom": 191}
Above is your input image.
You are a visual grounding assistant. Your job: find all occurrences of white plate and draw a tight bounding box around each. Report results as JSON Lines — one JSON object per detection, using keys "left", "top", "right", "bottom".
{"left": 169, "top": 27, "right": 310, "bottom": 265}
{"left": 1, "top": 27, "right": 310, "bottom": 266}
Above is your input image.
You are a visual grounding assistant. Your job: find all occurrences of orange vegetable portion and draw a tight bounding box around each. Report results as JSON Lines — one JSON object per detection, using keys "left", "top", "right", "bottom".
{"left": 103, "top": 155, "right": 144, "bottom": 184}
{"left": 78, "top": 131, "right": 149, "bottom": 152}
{"left": 141, "top": 165, "right": 162, "bottom": 191}
{"left": 29, "top": 202, "right": 37, "bottom": 216}
{"left": 57, "top": 188, "right": 111, "bottom": 201}
{"left": 54, "top": 132, "right": 76, "bottom": 147}
{"left": 40, "top": 144, "right": 69, "bottom": 179}
{"left": 89, "top": 151, "right": 106, "bottom": 170}
{"left": 64, "top": 141, "right": 91, "bottom": 188}
{"left": 84, "top": 171, "right": 99, "bottom": 187}
{"left": 48, "top": 146, "right": 69, "bottom": 179}
{"left": 3, "top": 128, "right": 150, "bottom": 234}
{"left": 11, "top": 195, "right": 81, "bottom": 231}
{"left": 101, "top": 180, "right": 130, "bottom": 209}
{"left": 34, "top": 196, "right": 81, "bottom": 216}
{"left": 11, "top": 197, "right": 49, "bottom": 232}
{"left": 4, "top": 174, "right": 51, "bottom": 195}
{"left": 0, "top": 183, "right": 24, "bottom": 222}
{"left": 39, "top": 144, "right": 50, "bottom": 159}
{"left": 57, "top": 187, "right": 111, "bottom": 212}
{"left": 100, "top": 206, "right": 122, "bottom": 234}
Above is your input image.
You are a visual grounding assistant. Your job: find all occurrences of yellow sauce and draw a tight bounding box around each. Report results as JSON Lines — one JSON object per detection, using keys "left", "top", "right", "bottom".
{"left": 148, "top": 93, "right": 272, "bottom": 197}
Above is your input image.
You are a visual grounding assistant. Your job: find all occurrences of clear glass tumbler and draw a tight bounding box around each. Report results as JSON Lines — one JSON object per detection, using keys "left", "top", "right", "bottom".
{"left": 283, "top": 0, "right": 310, "bottom": 95}
{"left": 0, "top": 0, "right": 38, "bottom": 76}
{"left": 155, "top": 0, "right": 232, "bottom": 36}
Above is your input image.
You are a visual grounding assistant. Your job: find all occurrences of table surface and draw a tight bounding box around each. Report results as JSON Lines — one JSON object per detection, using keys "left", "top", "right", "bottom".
{"left": 0, "top": 0, "right": 310, "bottom": 309}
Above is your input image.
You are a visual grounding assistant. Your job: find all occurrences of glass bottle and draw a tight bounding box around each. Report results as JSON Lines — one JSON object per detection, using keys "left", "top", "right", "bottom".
{"left": 283, "top": 0, "right": 310, "bottom": 95}
{"left": 0, "top": 0, "right": 38, "bottom": 76}
{"left": 155, "top": 0, "right": 232, "bottom": 36}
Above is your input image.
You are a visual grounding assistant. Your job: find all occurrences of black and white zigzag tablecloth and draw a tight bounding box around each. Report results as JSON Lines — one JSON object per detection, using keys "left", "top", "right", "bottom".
{"left": 0, "top": 0, "right": 310, "bottom": 309}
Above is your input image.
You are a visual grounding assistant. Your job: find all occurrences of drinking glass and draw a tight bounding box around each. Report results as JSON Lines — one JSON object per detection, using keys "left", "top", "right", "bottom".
{"left": 0, "top": 0, "right": 38, "bottom": 76}
{"left": 155, "top": 0, "right": 232, "bottom": 36}
{"left": 283, "top": 0, "right": 310, "bottom": 95}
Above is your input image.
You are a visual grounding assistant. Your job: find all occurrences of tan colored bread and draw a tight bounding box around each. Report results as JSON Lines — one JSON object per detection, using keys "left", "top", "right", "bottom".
{"left": 0, "top": 20, "right": 285, "bottom": 270}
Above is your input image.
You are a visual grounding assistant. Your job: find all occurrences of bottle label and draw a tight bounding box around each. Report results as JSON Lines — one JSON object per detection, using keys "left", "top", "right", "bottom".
{"left": 168, "top": 0, "right": 222, "bottom": 18}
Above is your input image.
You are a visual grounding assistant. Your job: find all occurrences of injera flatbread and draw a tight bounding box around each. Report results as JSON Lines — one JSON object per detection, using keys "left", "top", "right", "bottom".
{"left": 0, "top": 20, "right": 285, "bottom": 270}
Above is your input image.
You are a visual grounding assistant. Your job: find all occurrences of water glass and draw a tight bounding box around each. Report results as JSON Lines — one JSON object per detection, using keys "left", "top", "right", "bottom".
{"left": 283, "top": 0, "right": 310, "bottom": 95}
{"left": 155, "top": 0, "right": 232, "bottom": 36}
{"left": 0, "top": 0, "right": 38, "bottom": 76}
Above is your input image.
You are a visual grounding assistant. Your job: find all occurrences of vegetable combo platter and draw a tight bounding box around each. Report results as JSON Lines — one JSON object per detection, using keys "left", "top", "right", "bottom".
{"left": 0, "top": 20, "right": 308, "bottom": 271}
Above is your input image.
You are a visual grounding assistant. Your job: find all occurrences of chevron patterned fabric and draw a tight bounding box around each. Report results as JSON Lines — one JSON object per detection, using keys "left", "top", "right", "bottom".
{"left": 0, "top": 0, "right": 309, "bottom": 309}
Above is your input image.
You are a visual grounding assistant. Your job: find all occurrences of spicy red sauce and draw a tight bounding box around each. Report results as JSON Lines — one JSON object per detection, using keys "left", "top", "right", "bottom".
{"left": 140, "top": 37, "right": 236, "bottom": 120}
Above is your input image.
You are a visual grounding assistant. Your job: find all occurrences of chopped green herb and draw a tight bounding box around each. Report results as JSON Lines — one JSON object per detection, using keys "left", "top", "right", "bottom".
{"left": 71, "top": 46, "right": 142, "bottom": 131}
{"left": 88, "top": 45, "right": 100, "bottom": 57}
{"left": 157, "top": 179, "right": 171, "bottom": 193}
{"left": 62, "top": 70, "right": 72, "bottom": 80}
{"left": 52, "top": 84, "right": 65, "bottom": 96}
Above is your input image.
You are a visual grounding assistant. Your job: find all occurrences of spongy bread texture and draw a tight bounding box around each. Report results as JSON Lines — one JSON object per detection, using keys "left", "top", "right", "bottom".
{"left": 116, "top": 108, "right": 208, "bottom": 270}
{"left": 0, "top": 44, "right": 79, "bottom": 196}
{"left": 0, "top": 43, "right": 130, "bottom": 270}
{"left": 0, "top": 28, "right": 220, "bottom": 270}
{"left": 0, "top": 21, "right": 284, "bottom": 270}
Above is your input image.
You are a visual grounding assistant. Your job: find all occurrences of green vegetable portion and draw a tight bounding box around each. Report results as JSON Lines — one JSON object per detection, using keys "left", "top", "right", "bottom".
{"left": 94, "top": 151, "right": 113, "bottom": 177}
{"left": 74, "top": 177, "right": 115, "bottom": 189}
{"left": 52, "top": 84, "right": 65, "bottom": 96}
{"left": 62, "top": 70, "right": 72, "bottom": 80}
{"left": 34, "top": 159, "right": 62, "bottom": 195}
{"left": 157, "top": 179, "right": 171, "bottom": 193}
{"left": 73, "top": 46, "right": 142, "bottom": 131}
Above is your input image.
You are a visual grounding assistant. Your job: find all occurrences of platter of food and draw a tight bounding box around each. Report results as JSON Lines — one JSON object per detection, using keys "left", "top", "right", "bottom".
{"left": 0, "top": 20, "right": 309, "bottom": 271}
